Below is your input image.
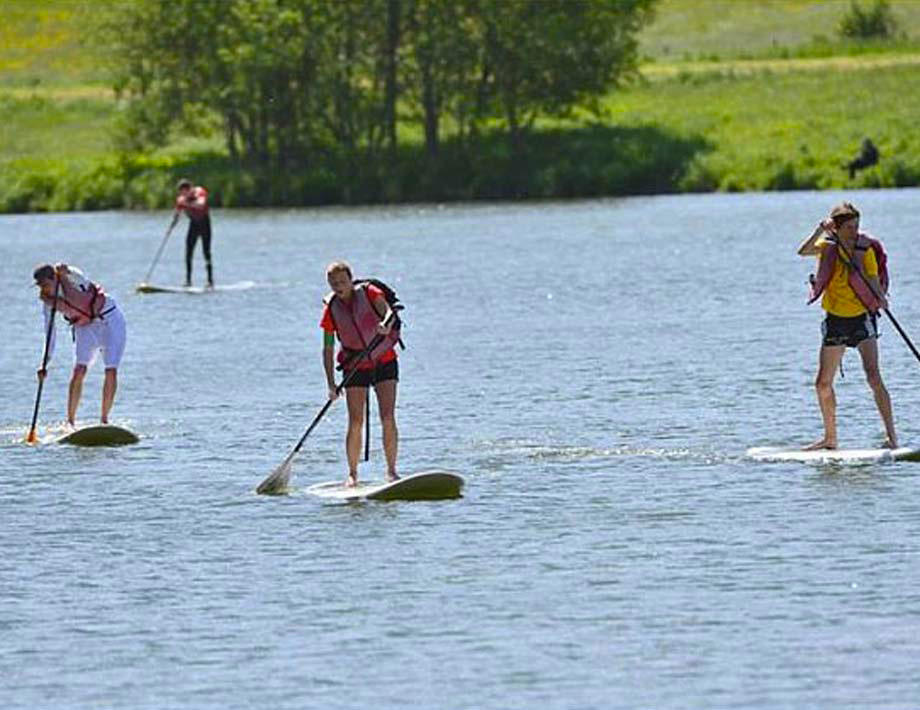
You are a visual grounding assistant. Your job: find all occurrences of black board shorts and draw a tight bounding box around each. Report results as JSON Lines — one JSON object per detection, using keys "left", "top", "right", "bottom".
{"left": 344, "top": 359, "right": 399, "bottom": 388}
{"left": 822, "top": 312, "right": 878, "bottom": 348}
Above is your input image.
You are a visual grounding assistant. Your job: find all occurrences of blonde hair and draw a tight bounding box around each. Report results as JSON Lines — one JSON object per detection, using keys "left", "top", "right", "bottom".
{"left": 325, "top": 261, "right": 353, "bottom": 279}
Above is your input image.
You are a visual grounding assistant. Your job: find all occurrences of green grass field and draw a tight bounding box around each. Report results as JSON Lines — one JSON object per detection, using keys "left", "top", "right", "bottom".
{"left": 640, "top": 0, "right": 920, "bottom": 60}
{"left": 2, "top": 0, "right": 920, "bottom": 210}
{"left": 607, "top": 61, "right": 920, "bottom": 191}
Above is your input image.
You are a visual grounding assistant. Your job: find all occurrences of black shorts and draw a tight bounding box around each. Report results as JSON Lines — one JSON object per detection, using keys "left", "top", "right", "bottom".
{"left": 822, "top": 312, "right": 878, "bottom": 348}
{"left": 344, "top": 359, "right": 398, "bottom": 388}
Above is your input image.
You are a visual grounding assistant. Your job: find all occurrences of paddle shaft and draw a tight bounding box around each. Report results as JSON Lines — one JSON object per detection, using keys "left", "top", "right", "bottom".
{"left": 833, "top": 237, "right": 920, "bottom": 364}
{"left": 27, "top": 278, "right": 60, "bottom": 441}
{"left": 143, "top": 224, "right": 175, "bottom": 284}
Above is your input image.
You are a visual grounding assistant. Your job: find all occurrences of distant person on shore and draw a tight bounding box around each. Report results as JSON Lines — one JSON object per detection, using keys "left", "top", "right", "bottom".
{"left": 33, "top": 263, "right": 127, "bottom": 428}
{"left": 846, "top": 138, "right": 879, "bottom": 179}
{"left": 321, "top": 261, "right": 400, "bottom": 487}
{"left": 797, "top": 201, "right": 896, "bottom": 450}
{"left": 168, "top": 178, "right": 214, "bottom": 288}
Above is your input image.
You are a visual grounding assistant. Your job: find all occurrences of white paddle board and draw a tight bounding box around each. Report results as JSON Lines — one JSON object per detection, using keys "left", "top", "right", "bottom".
{"left": 307, "top": 470, "right": 465, "bottom": 501}
{"left": 136, "top": 280, "right": 255, "bottom": 294}
{"left": 747, "top": 445, "right": 920, "bottom": 464}
{"left": 57, "top": 424, "right": 140, "bottom": 446}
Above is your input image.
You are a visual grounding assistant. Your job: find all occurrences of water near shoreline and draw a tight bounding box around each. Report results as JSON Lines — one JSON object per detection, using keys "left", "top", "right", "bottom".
{"left": 3, "top": 190, "right": 920, "bottom": 708}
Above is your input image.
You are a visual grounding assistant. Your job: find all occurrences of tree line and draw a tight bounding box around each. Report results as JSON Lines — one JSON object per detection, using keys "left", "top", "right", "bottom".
{"left": 101, "top": 0, "right": 656, "bottom": 202}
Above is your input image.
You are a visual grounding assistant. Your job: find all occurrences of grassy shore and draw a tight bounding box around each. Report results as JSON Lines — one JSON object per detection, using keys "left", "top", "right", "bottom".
{"left": 2, "top": 0, "right": 920, "bottom": 211}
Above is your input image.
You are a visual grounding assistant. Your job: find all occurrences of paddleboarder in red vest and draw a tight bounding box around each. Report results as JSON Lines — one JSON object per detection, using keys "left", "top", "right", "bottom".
{"left": 797, "top": 202, "right": 897, "bottom": 450}
{"left": 320, "top": 261, "right": 400, "bottom": 487}
{"left": 33, "top": 263, "right": 127, "bottom": 428}
{"left": 168, "top": 178, "right": 214, "bottom": 288}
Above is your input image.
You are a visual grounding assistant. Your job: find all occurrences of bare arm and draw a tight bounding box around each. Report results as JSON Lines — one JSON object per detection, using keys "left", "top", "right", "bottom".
{"left": 323, "top": 335, "right": 338, "bottom": 399}
{"left": 797, "top": 221, "right": 830, "bottom": 256}
{"left": 37, "top": 302, "right": 56, "bottom": 379}
{"left": 370, "top": 294, "right": 394, "bottom": 333}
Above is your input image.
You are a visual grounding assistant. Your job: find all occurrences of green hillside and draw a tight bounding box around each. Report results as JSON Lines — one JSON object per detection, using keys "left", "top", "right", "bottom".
{"left": 2, "top": 0, "right": 920, "bottom": 211}
{"left": 640, "top": 0, "right": 920, "bottom": 60}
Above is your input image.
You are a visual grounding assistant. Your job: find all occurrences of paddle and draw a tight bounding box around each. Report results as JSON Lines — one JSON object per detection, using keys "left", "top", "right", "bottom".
{"left": 255, "top": 314, "right": 394, "bottom": 495}
{"left": 26, "top": 277, "right": 60, "bottom": 444}
{"left": 141, "top": 223, "right": 175, "bottom": 285}
{"left": 833, "top": 236, "right": 920, "bottom": 364}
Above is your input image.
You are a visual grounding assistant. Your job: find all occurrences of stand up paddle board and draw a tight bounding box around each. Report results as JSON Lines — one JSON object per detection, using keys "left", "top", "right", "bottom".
{"left": 747, "top": 446, "right": 920, "bottom": 464}
{"left": 307, "top": 470, "right": 464, "bottom": 501}
{"left": 136, "top": 280, "right": 255, "bottom": 294}
{"left": 57, "top": 424, "right": 140, "bottom": 446}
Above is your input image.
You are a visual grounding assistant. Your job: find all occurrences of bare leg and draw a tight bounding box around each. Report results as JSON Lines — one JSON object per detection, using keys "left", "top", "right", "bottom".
{"left": 101, "top": 368, "right": 117, "bottom": 424}
{"left": 804, "top": 344, "right": 845, "bottom": 450}
{"left": 857, "top": 337, "right": 897, "bottom": 448}
{"left": 67, "top": 365, "right": 88, "bottom": 427}
{"left": 374, "top": 379, "right": 399, "bottom": 481}
{"left": 344, "top": 386, "right": 367, "bottom": 486}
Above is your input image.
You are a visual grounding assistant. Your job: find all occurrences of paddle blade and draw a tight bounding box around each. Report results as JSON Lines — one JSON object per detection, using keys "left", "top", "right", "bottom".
{"left": 25, "top": 428, "right": 38, "bottom": 445}
{"left": 256, "top": 450, "right": 296, "bottom": 495}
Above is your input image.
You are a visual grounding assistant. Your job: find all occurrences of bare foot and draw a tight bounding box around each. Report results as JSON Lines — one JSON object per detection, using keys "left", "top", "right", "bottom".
{"left": 883, "top": 437, "right": 898, "bottom": 449}
{"left": 385, "top": 472, "right": 400, "bottom": 483}
{"left": 345, "top": 472, "right": 358, "bottom": 488}
{"left": 803, "top": 438, "right": 837, "bottom": 451}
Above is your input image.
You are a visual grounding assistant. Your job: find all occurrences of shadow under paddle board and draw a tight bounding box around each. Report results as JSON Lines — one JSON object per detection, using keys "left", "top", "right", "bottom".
{"left": 57, "top": 424, "right": 140, "bottom": 446}
{"left": 747, "top": 445, "right": 920, "bottom": 464}
{"left": 136, "top": 281, "right": 255, "bottom": 295}
{"left": 307, "top": 470, "right": 465, "bottom": 501}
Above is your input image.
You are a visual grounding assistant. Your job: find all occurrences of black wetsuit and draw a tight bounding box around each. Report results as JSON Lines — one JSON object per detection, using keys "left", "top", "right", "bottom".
{"left": 186, "top": 215, "right": 213, "bottom": 286}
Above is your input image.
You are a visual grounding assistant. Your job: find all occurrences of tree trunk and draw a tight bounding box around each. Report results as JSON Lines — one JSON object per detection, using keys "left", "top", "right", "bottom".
{"left": 422, "top": 64, "right": 439, "bottom": 158}
{"left": 384, "top": 0, "right": 401, "bottom": 153}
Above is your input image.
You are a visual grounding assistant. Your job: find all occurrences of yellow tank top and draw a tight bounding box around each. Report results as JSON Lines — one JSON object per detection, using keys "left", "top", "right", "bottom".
{"left": 817, "top": 239, "right": 878, "bottom": 317}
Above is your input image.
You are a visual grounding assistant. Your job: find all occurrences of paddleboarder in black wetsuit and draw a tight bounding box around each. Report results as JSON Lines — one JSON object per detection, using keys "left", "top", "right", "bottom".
{"left": 168, "top": 178, "right": 214, "bottom": 288}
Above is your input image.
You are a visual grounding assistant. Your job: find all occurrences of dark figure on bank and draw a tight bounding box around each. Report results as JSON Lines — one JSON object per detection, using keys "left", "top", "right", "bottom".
{"left": 846, "top": 138, "right": 878, "bottom": 179}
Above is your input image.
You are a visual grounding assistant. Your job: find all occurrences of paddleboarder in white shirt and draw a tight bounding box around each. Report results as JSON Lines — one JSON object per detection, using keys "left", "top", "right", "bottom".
{"left": 33, "top": 263, "right": 127, "bottom": 428}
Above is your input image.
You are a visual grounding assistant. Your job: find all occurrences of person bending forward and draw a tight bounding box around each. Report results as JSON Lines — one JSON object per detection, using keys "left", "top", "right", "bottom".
{"left": 33, "top": 263, "right": 127, "bottom": 427}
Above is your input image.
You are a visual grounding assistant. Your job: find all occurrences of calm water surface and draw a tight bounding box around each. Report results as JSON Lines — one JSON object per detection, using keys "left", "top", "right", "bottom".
{"left": 2, "top": 190, "right": 920, "bottom": 709}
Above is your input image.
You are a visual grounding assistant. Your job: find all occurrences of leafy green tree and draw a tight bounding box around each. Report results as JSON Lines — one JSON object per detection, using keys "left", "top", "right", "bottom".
{"left": 403, "top": 0, "right": 478, "bottom": 159}
{"left": 474, "top": 0, "right": 656, "bottom": 157}
{"left": 99, "top": 0, "right": 657, "bottom": 200}
{"left": 838, "top": 0, "right": 898, "bottom": 39}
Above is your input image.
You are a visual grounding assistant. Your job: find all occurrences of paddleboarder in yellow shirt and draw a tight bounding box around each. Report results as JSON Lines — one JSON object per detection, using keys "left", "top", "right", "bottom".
{"left": 797, "top": 202, "right": 896, "bottom": 450}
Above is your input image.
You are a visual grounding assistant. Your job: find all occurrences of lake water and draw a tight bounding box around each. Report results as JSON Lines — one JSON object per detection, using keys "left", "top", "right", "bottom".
{"left": 2, "top": 190, "right": 920, "bottom": 709}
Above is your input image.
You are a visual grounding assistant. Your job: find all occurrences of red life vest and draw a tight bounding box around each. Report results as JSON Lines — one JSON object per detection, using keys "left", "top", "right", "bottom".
{"left": 177, "top": 186, "right": 209, "bottom": 221}
{"left": 808, "top": 232, "right": 888, "bottom": 313}
{"left": 326, "top": 283, "right": 399, "bottom": 368}
{"left": 42, "top": 267, "right": 108, "bottom": 326}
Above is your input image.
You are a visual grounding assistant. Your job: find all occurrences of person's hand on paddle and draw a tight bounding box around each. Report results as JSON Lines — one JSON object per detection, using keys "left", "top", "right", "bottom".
{"left": 36, "top": 367, "right": 47, "bottom": 382}
{"left": 376, "top": 318, "right": 393, "bottom": 336}
{"left": 818, "top": 219, "right": 837, "bottom": 238}
{"left": 328, "top": 384, "right": 340, "bottom": 401}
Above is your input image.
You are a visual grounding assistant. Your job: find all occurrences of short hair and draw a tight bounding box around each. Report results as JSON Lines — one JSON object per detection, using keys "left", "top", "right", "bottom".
{"left": 830, "top": 201, "right": 860, "bottom": 226}
{"left": 176, "top": 178, "right": 192, "bottom": 191}
{"left": 326, "top": 261, "right": 353, "bottom": 279}
{"left": 33, "top": 263, "right": 55, "bottom": 283}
